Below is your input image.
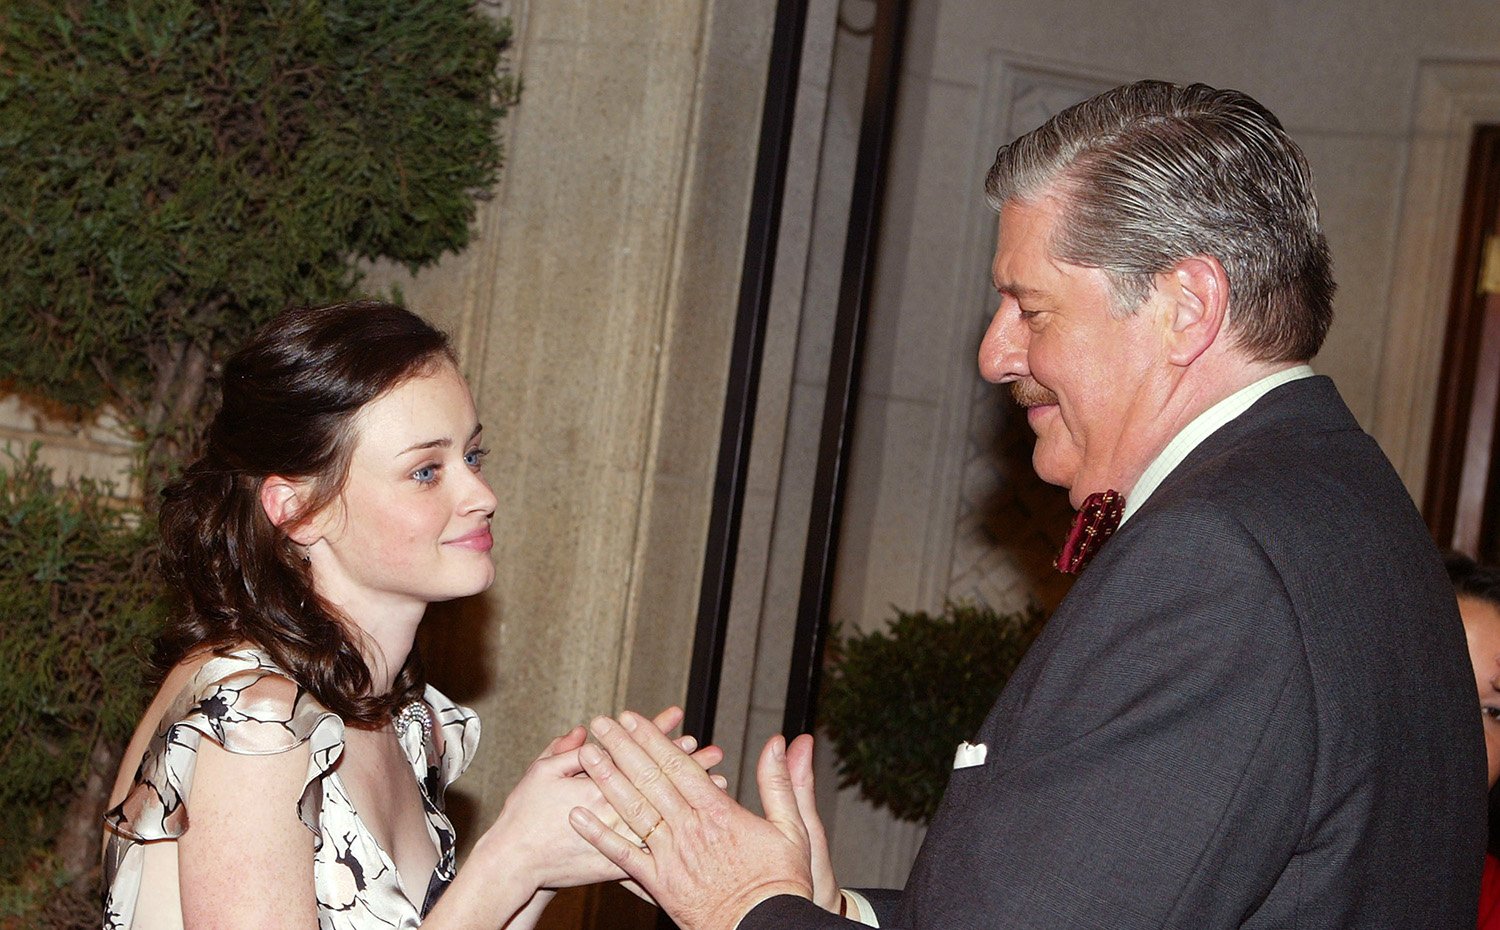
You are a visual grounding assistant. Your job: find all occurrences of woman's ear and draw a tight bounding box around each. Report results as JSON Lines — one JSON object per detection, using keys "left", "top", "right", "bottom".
{"left": 260, "top": 477, "right": 320, "bottom": 546}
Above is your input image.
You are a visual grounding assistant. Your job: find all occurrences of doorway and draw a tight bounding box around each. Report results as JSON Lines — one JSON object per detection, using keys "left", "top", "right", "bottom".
{"left": 1425, "top": 125, "right": 1500, "bottom": 558}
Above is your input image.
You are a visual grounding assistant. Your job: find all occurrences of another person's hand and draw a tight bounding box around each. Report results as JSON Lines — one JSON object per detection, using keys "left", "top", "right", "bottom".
{"left": 478, "top": 708, "right": 722, "bottom": 892}
{"left": 570, "top": 713, "right": 815, "bottom": 930}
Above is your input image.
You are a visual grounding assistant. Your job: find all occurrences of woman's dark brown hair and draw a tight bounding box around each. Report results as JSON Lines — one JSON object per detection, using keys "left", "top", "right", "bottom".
{"left": 155, "top": 301, "right": 455, "bottom": 725}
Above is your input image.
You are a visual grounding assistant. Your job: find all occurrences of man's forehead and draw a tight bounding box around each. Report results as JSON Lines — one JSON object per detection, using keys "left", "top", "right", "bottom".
{"left": 993, "top": 196, "right": 1060, "bottom": 255}
{"left": 991, "top": 203, "right": 1075, "bottom": 294}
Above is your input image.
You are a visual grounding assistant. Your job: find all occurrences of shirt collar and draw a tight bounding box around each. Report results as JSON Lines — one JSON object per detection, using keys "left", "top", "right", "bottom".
{"left": 1119, "top": 364, "right": 1315, "bottom": 525}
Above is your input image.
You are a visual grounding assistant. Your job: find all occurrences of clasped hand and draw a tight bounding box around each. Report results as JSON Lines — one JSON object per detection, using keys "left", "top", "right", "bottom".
{"left": 568, "top": 712, "right": 840, "bottom": 930}
{"left": 485, "top": 707, "right": 724, "bottom": 894}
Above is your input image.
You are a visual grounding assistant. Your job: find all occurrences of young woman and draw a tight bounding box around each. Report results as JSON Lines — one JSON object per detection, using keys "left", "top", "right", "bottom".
{"left": 102, "top": 302, "right": 714, "bottom": 929}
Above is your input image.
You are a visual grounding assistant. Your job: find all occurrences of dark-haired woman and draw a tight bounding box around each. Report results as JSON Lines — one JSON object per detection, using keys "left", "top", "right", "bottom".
{"left": 101, "top": 302, "right": 716, "bottom": 929}
{"left": 1447, "top": 552, "right": 1500, "bottom": 930}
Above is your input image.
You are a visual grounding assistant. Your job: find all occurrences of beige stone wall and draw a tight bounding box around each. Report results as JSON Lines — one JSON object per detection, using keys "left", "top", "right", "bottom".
{"left": 0, "top": 396, "right": 137, "bottom": 494}
{"left": 361, "top": 0, "right": 776, "bottom": 854}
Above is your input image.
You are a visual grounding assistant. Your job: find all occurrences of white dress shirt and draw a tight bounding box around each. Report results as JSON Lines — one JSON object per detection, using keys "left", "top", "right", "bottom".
{"left": 1121, "top": 365, "right": 1314, "bottom": 525}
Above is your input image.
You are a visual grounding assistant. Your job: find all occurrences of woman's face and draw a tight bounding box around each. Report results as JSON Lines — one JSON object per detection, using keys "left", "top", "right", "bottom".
{"left": 305, "top": 361, "right": 497, "bottom": 618}
{"left": 1460, "top": 595, "right": 1500, "bottom": 789}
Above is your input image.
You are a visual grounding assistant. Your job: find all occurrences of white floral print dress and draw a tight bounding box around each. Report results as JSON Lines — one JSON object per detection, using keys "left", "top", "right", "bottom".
{"left": 101, "top": 648, "right": 480, "bottom": 929}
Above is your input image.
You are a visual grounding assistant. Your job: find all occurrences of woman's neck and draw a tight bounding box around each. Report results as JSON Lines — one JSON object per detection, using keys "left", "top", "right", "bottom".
{"left": 356, "top": 612, "right": 421, "bottom": 694}
{"left": 315, "top": 584, "right": 427, "bottom": 694}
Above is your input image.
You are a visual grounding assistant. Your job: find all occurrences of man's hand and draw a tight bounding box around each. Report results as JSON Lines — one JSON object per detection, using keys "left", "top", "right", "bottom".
{"left": 483, "top": 707, "right": 724, "bottom": 893}
{"left": 786, "top": 733, "right": 840, "bottom": 913}
{"left": 570, "top": 712, "right": 815, "bottom": 930}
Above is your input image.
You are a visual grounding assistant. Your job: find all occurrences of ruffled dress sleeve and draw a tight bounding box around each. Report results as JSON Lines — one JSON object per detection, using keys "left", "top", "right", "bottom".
{"left": 102, "top": 650, "right": 344, "bottom": 928}
{"left": 423, "top": 684, "right": 481, "bottom": 789}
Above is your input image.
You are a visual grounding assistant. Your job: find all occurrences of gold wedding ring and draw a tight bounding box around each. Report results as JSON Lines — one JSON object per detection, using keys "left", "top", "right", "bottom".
{"left": 639, "top": 818, "right": 664, "bottom": 844}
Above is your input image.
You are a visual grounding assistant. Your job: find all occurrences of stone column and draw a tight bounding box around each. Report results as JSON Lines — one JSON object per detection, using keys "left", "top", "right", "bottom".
{"left": 368, "top": 1, "right": 776, "bottom": 925}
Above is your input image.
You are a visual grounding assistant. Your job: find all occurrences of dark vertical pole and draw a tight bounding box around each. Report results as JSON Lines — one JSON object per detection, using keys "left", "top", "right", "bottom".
{"left": 782, "top": 0, "right": 910, "bottom": 738}
{"left": 681, "top": 0, "right": 809, "bottom": 752}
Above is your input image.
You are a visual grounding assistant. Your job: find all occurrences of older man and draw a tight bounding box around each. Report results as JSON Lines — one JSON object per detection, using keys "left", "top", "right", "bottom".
{"left": 570, "top": 81, "right": 1486, "bottom": 929}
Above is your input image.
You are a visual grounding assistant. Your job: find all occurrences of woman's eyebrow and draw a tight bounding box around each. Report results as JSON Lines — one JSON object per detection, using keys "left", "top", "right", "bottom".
{"left": 396, "top": 424, "right": 482, "bottom": 457}
{"left": 397, "top": 437, "right": 451, "bottom": 456}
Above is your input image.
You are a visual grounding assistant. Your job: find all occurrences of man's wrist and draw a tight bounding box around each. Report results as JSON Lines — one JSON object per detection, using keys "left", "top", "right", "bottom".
{"left": 733, "top": 890, "right": 878, "bottom": 930}
{"left": 725, "top": 882, "right": 814, "bottom": 930}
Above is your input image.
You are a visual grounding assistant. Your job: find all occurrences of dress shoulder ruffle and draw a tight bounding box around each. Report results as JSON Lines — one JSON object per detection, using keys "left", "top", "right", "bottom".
{"left": 103, "top": 650, "right": 345, "bottom": 848}
{"left": 102, "top": 648, "right": 482, "bottom": 929}
{"left": 424, "top": 684, "right": 480, "bottom": 788}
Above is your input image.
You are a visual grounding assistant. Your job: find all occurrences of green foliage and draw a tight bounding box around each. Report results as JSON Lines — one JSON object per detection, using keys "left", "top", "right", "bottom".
{"left": 820, "top": 601, "right": 1046, "bottom": 823}
{"left": 0, "top": 0, "right": 515, "bottom": 416}
{"left": 0, "top": 852, "right": 98, "bottom": 928}
{"left": 0, "top": 450, "right": 163, "bottom": 884}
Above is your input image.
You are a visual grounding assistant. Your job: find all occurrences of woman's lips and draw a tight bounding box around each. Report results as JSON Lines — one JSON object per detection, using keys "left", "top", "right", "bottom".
{"left": 445, "top": 528, "right": 493, "bottom": 552}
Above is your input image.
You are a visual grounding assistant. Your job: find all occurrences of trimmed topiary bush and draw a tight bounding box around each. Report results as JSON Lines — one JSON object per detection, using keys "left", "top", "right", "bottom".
{"left": 0, "top": 0, "right": 517, "bottom": 473}
{"left": 0, "top": 451, "right": 163, "bottom": 920}
{"left": 820, "top": 601, "right": 1046, "bottom": 822}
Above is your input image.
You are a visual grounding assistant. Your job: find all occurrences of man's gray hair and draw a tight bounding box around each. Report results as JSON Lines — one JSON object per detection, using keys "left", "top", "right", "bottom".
{"left": 985, "top": 81, "right": 1334, "bottom": 362}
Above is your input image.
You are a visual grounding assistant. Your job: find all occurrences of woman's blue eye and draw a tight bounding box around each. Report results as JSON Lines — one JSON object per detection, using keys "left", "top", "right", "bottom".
{"left": 464, "top": 447, "right": 490, "bottom": 469}
{"left": 412, "top": 465, "right": 438, "bottom": 484}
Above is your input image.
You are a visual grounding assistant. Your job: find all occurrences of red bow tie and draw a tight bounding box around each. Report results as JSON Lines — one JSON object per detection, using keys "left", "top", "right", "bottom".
{"left": 1056, "top": 489, "right": 1124, "bottom": 575}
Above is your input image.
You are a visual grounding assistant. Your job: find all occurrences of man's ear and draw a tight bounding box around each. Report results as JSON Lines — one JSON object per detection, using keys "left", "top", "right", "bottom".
{"left": 1159, "top": 255, "right": 1229, "bottom": 367}
{"left": 260, "top": 476, "right": 320, "bottom": 546}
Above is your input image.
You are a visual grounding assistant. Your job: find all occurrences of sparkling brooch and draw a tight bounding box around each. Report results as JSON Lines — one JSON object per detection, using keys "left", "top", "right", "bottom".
{"left": 393, "top": 701, "right": 432, "bottom": 742}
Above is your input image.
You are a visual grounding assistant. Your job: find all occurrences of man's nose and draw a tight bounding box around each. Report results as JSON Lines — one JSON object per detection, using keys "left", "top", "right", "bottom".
{"left": 977, "top": 303, "right": 1027, "bottom": 384}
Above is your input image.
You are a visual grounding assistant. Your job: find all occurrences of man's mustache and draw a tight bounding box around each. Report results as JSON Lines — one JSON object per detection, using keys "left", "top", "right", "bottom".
{"left": 1010, "top": 379, "right": 1059, "bottom": 408}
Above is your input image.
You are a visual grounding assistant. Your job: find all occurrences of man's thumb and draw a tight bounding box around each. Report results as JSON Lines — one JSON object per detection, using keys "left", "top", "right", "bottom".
{"left": 756, "top": 734, "right": 807, "bottom": 841}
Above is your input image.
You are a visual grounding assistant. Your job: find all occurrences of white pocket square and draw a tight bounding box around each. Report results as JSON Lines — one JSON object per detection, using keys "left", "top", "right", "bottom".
{"left": 953, "top": 740, "right": 988, "bottom": 769}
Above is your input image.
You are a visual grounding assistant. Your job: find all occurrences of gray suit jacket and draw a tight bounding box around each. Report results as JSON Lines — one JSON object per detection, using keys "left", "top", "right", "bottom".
{"left": 743, "top": 376, "right": 1486, "bottom": 929}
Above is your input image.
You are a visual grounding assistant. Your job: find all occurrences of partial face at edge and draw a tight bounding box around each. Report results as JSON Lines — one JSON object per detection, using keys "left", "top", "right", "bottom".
{"left": 977, "top": 197, "right": 1167, "bottom": 506}
{"left": 1460, "top": 595, "right": 1500, "bottom": 788}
